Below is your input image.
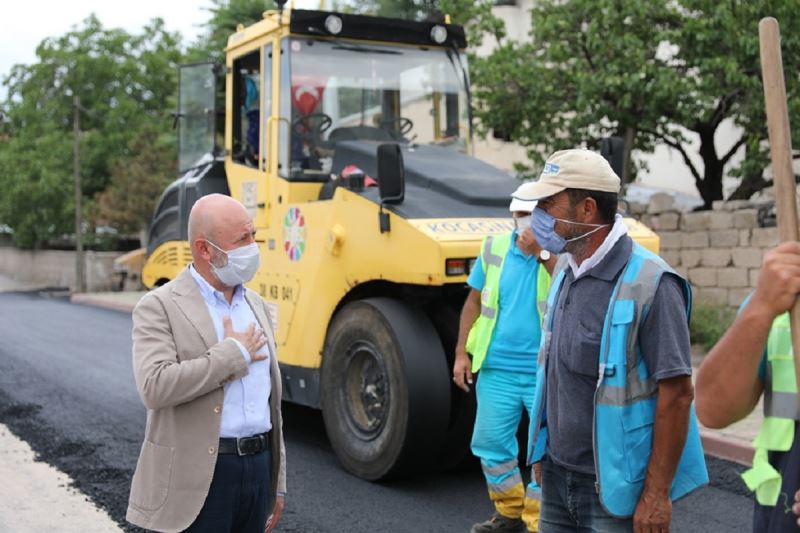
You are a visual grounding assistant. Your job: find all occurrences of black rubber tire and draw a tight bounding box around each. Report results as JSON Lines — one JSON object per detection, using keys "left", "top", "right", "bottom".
{"left": 428, "top": 304, "right": 477, "bottom": 471}
{"left": 321, "top": 298, "right": 450, "bottom": 480}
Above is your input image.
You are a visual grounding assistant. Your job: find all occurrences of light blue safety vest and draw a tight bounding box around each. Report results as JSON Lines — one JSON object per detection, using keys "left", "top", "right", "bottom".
{"left": 527, "top": 242, "right": 709, "bottom": 517}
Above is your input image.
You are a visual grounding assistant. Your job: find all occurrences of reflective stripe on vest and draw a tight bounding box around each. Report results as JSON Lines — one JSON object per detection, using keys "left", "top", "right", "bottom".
{"left": 527, "top": 242, "right": 707, "bottom": 517}
{"left": 480, "top": 235, "right": 504, "bottom": 321}
{"left": 741, "top": 312, "right": 798, "bottom": 506}
{"left": 595, "top": 255, "right": 671, "bottom": 408}
{"left": 464, "top": 233, "right": 550, "bottom": 372}
{"left": 764, "top": 390, "right": 800, "bottom": 420}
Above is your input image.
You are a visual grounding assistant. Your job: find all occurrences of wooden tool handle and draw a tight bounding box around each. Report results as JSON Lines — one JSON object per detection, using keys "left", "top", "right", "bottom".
{"left": 759, "top": 17, "right": 800, "bottom": 398}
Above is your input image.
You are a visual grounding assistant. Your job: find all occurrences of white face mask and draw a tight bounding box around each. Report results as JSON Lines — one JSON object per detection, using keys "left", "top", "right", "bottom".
{"left": 513, "top": 215, "right": 532, "bottom": 232}
{"left": 207, "top": 240, "right": 260, "bottom": 287}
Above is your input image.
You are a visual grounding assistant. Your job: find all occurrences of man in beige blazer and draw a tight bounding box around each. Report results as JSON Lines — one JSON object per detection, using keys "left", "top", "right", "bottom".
{"left": 127, "top": 194, "right": 286, "bottom": 533}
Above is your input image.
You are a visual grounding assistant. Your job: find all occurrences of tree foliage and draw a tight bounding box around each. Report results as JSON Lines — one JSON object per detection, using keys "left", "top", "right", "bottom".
{"left": 675, "top": 1, "right": 800, "bottom": 203}
{"left": 186, "top": 0, "right": 272, "bottom": 64}
{"left": 3, "top": 0, "right": 799, "bottom": 251}
{"left": 94, "top": 126, "right": 176, "bottom": 234}
{"left": 0, "top": 2, "right": 277, "bottom": 248}
{"left": 344, "top": 0, "right": 442, "bottom": 20}
{"left": 446, "top": 0, "right": 800, "bottom": 208}
{"left": 0, "top": 16, "right": 181, "bottom": 247}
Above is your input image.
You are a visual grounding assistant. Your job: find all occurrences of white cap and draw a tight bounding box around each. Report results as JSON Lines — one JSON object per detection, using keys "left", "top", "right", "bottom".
{"left": 509, "top": 183, "right": 537, "bottom": 213}
{"left": 513, "top": 149, "right": 621, "bottom": 201}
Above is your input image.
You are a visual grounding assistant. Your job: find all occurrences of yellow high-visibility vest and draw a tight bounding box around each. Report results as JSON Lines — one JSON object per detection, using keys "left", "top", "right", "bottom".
{"left": 465, "top": 233, "right": 550, "bottom": 373}
{"left": 742, "top": 312, "right": 797, "bottom": 506}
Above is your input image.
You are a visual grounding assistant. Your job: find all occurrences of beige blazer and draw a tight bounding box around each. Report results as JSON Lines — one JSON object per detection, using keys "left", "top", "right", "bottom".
{"left": 126, "top": 268, "right": 286, "bottom": 533}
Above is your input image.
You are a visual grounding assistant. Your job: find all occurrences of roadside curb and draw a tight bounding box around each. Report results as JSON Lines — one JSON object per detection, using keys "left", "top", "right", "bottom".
{"left": 700, "top": 429, "right": 754, "bottom": 466}
{"left": 70, "top": 293, "right": 139, "bottom": 314}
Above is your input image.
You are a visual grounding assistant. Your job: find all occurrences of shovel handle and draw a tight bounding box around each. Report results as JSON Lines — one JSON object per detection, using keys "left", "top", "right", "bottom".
{"left": 759, "top": 17, "right": 800, "bottom": 399}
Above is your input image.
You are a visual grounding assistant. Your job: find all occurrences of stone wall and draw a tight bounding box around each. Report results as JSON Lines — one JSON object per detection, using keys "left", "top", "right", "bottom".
{"left": 0, "top": 248, "right": 121, "bottom": 292}
{"left": 629, "top": 194, "right": 778, "bottom": 308}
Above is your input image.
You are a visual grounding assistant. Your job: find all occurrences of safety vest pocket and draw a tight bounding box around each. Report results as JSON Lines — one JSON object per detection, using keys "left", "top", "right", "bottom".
{"left": 620, "top": 402, "right": 655, "bottom": 483}
{"left": 607, "top": 300, "right": 635, "bottom": 368}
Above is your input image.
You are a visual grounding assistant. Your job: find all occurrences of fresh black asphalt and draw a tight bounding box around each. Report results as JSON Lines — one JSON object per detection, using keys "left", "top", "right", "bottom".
{"left": 0, "top": 291, "right": 756, "bottom": 532}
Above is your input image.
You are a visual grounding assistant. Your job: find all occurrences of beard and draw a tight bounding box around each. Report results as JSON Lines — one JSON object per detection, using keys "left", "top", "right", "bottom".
{"left": 564, "top": 234, "right": 589, "bottom": 257}
{"left": 560, "top": 205, "right": 589, "bottom": 256}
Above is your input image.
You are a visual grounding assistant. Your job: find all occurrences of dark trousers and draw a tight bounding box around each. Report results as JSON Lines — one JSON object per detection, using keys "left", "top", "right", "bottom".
{"left": 539, "top": 458, "right": 632, "bottom": 533}
{"left": 182, "top": 448, "right": 272, "bottom": 533}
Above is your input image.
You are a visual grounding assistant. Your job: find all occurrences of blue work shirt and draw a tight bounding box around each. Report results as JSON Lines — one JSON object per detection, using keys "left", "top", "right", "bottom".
{"left": 467, "top": 231, "right": 542, "bottom": 373}
{"left": 190, "top": 265, "right": 272, "bottom": 438}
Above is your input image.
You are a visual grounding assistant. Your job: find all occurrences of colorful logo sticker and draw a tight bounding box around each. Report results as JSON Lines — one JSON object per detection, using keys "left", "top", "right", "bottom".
{"left": 283, "top": 207, "right": 306, "bottom": 261}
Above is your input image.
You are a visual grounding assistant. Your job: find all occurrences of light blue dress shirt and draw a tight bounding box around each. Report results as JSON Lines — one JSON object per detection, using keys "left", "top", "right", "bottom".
{"left": 190, "top": 265, "right": 272, "bottom": 438}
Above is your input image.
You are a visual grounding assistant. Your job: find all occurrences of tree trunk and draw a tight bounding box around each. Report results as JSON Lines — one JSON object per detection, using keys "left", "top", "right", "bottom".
{"left": 696, "top": 127, "right": 724, "bottom": 209}
{"left": 728, "top": 173, "right": 771, "bottom": 200}
{"left": 622, "top": 125, "right": 636, "bottom": 184}
{"left": 728, "top": 145, "right": 771, "bottom": 201}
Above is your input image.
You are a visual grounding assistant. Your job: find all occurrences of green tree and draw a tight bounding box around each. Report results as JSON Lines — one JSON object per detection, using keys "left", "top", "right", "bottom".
{"left": 333, "top": 0, "right": 442, "bottom": 20}
{"left": 441, "top": 0, "right": 505, "bottom": 48}
{"left": 474, "top": 1, "right": 683, "bottom": 181}
{"left": 672, "top": 1, "right": 800, "bottom": 203}
{"left": 94, "top": 127, "right": 176, "bottom": 234}
{"left": 447, "top": 0, "right": 800, "bottom": 208}
{"left": 187, "top": 0, "right": 272, "bottom": 64}
{"left": 0, "top": 16, "right": 181, "bottom": 247}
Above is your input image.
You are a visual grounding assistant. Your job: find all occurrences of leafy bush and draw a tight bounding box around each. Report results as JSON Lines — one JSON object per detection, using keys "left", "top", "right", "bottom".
{"left": 690, "top": 304, "right": 737, "bottom": 352}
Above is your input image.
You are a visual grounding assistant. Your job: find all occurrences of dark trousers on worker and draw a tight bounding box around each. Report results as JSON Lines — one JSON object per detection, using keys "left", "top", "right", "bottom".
{"left": 181, "top": 446, "right": 272, "bottom": 533}
{"left": 539, "top": 457, "right": 632, "bottom": 533}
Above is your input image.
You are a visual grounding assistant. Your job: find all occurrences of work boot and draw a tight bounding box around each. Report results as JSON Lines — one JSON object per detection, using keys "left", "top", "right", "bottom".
{"left": 470, "top": 513, "right": 526, "bottom": 533}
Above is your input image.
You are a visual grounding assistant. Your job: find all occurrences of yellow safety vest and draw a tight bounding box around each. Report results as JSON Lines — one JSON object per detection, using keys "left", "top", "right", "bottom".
{"left": 742, "top": 312, "right": 797, "bottom": 506}
{"left": 465, "top": 233, "right": 550, "bottom": 373}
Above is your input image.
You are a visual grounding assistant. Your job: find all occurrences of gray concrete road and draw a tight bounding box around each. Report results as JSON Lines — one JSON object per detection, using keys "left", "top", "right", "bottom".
{"left": 0, "top": 290, "right": 755, "bottom": 532}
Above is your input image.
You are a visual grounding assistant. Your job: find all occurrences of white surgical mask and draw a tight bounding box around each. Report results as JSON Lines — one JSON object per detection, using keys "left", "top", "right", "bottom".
{"left": 207, "top": 240, "right": 260, "bottom": 286}
{"left": 513, "top": 215, "right": 532, "bottom": 232}
{"left": 531, "top": 208, "right": 609, "bottom": 254}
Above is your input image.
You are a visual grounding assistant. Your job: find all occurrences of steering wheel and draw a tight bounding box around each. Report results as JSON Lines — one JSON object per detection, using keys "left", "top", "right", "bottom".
{"left": 379, "top": 117, "right": 414, "bottom": 135}
{"left": 293, "top": 113, "right": 333, "bottom": 135}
